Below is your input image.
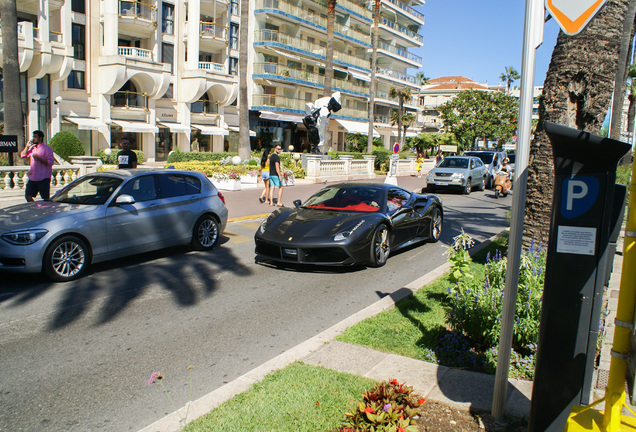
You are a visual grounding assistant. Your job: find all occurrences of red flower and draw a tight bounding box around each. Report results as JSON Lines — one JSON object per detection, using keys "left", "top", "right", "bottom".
{"left": 390, "top": 379, "right": 398, "bottom": 385}
{"left": 364, "top": 406, "right": 374, "bottom": 414}
{"left": 398, "top": 428, "right": 405, "bottom": 432}
{"left": 418, "top": 398, "right": 425, "bottom": 405}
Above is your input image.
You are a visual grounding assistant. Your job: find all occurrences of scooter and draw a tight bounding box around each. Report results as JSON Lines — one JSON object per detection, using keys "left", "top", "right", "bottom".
{"left": 493, "top": 171, "right": 512, "bottom": 198}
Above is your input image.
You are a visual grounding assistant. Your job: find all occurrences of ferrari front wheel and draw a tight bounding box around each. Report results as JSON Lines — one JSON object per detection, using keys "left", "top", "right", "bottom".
{"left": 429, "top": 208, "right": 442, "bottom": 243}
{"left": 370, "top": 224, "right": 390, "bottom": 267}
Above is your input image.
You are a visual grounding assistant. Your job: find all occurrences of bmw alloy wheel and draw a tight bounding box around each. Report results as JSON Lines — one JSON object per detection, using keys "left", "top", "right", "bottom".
{"left": 44, "top": 236, "right": 89, "bottom": 282}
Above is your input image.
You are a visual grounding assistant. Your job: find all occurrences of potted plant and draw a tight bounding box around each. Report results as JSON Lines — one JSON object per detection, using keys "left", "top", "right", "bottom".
{"left": 212, "top": 171, "right": 242, "bottom": 191}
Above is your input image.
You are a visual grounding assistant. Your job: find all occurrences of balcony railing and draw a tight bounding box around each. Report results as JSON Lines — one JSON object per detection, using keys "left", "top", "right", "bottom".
{"left": 191, "top": 100, "right": 219, "bottom": 114}
{"left": 199, "top": 61, "right": 225, "bottom": 73}
{"left": 314, "top": 0, "right": 372, "bottom": 21}
{"left": 111, "top": 90, "right": 148, "bottom": 109}
{"left": 255, "top": 30, "right": 370, "bottom": 70}
{"left": 1, "top": 166, "right": 81, "bottom": 193}
{"left": 49, "top": 30, "right": 63, "bottom": 43}
{"left": 377, "top": 41, "right": 422, "bottom": 64}
{"left": 200, "top": 21, "right": 227, "bottom": 38}
{"left": 381, "top": 18, "right": 422, "bottom": 43}
{"left": 374, "top": 115, "right": 390, "bottom": 124}
{"left": 118, "top": 46, "right": 154, "bottom": 61}
{"left": 119, "top": 0, "right": 156, "bottom": 21}
{"left": 254, "top": 63, "right": 369, "bottom": 94}
{"left": 256, "top": 0, "right": 369, "bottom": 45}
{"left": 252, "top": 95, "right": 368, "bottom": 120}
{"left": 382, "top": 0, "right": 425, "bottom": 21}
{"left": 376, "top": 67, "right": 417, "bottom": 85}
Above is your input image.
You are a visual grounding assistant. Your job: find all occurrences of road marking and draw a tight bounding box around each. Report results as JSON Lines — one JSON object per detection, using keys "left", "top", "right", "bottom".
{"left": 224, "top": 230, "right": 253, "bottom": 244}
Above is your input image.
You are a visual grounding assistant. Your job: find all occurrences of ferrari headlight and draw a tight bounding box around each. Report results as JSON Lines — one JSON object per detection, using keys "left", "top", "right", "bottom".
{"left": 1, "top": 229, "right": 48, "bottom": 245}
{"left": 451, "top": 172, "right": 465, "bottom": 179}
{"left": 258, "top": 218, "right": 268, "bottom": 235}
{"left": 334, "top": 220, "right": 365, "bottom": 242}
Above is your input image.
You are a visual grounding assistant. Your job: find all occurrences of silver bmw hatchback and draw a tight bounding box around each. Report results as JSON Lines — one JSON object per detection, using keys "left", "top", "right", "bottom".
{"left": 0, "top": 169, "right": 228, "bottom": 281}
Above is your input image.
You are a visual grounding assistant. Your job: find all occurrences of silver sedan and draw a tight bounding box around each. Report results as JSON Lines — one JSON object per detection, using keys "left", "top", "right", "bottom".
{"left": 0, "top": 169, "right": 228, "bottom": 281}
{"left": 426, "top": 156, "right": 488, "bottom": 194}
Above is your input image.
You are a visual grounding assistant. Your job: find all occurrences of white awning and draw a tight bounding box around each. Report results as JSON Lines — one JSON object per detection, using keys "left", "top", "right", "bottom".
{"left": 335, "top": 119, "right": 380, "bottom": 137}
{"left": 64, "top": 117, "right": 107, "bottom": 131}
{"left": 268, "top": 48, "right": 301, "bottom": 61}
{"left": 349, "top": 70, "right": 370, "bottom": 82}
{"left": 264, "top": 79, "right": 296, "bottom": 89}
{"left": 228, "top": 126, "right": 256, "bottom": 136}
{"left": 112, "top": 120, "right": 159, "bottom": 133}
{"left": 259, "top": 111, "right": 305, "bottom": 123}
{"left": 158, "top": 122, "right": 190, "bottom": 133}
{"left": 391, "top": 130, "right": 419, "bottom": 137}
{"left": 191, "top": 124, "right": 229, "bottom": 135}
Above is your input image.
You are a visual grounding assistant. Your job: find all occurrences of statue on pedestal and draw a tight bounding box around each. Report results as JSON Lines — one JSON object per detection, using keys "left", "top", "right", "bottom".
{"left": 303, "top": 92, "right": 342, "bottom": 154}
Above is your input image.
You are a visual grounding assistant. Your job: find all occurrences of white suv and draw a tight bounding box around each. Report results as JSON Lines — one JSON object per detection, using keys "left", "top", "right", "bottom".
{"left": 463, "top": 151, "right": 507, "bottom": 189}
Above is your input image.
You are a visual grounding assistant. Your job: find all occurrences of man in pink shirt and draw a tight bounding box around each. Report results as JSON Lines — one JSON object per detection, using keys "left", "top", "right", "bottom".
{"left": 20, "top": 130, "right": 55, "bottom": 202}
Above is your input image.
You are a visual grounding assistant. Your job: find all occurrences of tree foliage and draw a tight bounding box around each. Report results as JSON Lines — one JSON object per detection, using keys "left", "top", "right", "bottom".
{"left": 438, "top": 90, "right": 518, "bottom": 148}
{"left": 408, "top": 133, "right": 460, "bottom": 153}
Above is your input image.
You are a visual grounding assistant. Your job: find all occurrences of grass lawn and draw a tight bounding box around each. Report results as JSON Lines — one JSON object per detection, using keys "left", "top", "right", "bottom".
{"left": 182, "top": 362, "right": 374, "bottom": 432}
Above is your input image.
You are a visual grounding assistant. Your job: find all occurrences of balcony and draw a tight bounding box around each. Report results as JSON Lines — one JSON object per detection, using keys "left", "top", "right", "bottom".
{"left": 252, "top": 94, "right": 367, "bottom": 121}
{"left": 199, "top": 61, "right": 226, "bottom": 75}
{"left": 201, "top": 0, "right": 229, "bottom": 18}
{"left": 373, "top": 41, "right": 421, "bottom": 67}
{"left": 253, "top": 63, "right": 369, "bottom": 96}
{"left": 119, "top": 0, "right": 157, "bottom": 36}
{"left": 255, "top": 0, "right": 370, "bottom": 48}
{"left": 199, "top": 22, "right": 228, "bottom": 51}
{"left": 111, "top": 90, "right": 149, "bottom": 109}
{"left": 382, "top": 0, "right": 425, "bottom": 24}
{"left": 118, "top": 46, "right": 154, "bottom": 62}
{"left": 376, "top": 67, "right": 418, "bottom": 86}
{"left": 255, "top": 30, "right": 370, "bottom": 71}
{"left": 380, "top": 18, "right": 423, "bottom": 45}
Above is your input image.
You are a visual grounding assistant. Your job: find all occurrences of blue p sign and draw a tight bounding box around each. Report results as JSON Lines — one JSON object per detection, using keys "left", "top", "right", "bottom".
{"left": 560, "top": 176, "right": 599, "bottom": 219}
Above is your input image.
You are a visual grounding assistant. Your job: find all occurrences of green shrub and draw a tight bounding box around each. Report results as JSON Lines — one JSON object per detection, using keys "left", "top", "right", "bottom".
{"left": 95, "top": 148, "right": 144, "bottom": 164}
{"left": 166, "top": 150, "right": 236, "bottom": 163}
{"left": 372, "top": 146, "right": 391, "bottom": 172}
{"left": 338, "top": 379, "right": 423, "bottom": 432}
{"left": 0, "top": 156, "right": 8, "bottom": 166}
{"left": 49, "top": 131, "right": 84, "bottom": 162}
{"left": 446, "top": 236, "right": 545, "bottom": 351}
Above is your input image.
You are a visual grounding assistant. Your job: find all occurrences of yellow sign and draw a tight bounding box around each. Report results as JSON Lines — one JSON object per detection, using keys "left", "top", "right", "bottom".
{"left": 545, "top": 0, "right": 607, "bottom": 36}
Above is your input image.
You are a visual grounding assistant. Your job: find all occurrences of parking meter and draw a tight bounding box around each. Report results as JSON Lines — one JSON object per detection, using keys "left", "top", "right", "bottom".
{"left": 527, "top": 122, "right": 630, "bottom": 432}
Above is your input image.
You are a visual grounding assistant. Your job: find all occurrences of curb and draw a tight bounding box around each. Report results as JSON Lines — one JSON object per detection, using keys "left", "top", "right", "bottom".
{"left": 138, "top": 229, "right": 507, "bottom": 432}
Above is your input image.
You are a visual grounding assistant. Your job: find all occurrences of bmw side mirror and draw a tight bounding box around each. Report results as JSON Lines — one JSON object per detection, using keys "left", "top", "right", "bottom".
{"left": 293, "top": 199, "right": 302, "bottom": 209}
{"left": 115, "top": 194, "right": 135, "bottom": 205}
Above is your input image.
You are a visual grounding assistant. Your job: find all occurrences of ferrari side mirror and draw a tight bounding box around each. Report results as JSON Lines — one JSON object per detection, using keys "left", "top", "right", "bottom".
{"left": 293, "top": 199, "right": 302, "bottom": 208}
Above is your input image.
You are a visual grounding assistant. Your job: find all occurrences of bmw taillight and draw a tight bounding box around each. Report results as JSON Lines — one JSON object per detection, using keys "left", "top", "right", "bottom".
{"left": 217, "top": 191, "right": 226, "bottom": 204}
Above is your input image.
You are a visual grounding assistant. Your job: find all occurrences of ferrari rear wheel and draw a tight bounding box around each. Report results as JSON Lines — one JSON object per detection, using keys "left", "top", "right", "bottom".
{"left": 429, "top": 208, "right": 442, "bottom": 243}
{"left": 370, "top": 224, "right": 390, "bottom": 267}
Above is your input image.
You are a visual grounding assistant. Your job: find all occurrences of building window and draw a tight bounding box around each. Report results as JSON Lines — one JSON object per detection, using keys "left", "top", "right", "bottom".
{"left": 67, "top": 71, "right": 85, "bottom": 89}
{"left": 72, "top": 24, "right": 85, "bottom": 60}
{"left": 162, "top": 43, "right": 174, "bottom": 67}
{"left": 230, "top": 0, "right": 238, "bottom": 15}
{"left": 71, "top": 0, "right": 85, "bottom": 13}
{"left": 162, "top": 84, "right": 173, "bottom": 99}
{"left": 229, "top": 57, "right": 238, "bottom": 75}
{"left": 162, "top": 3, "right": 174, "bottom": 34}
{"left": 229, "top": 23, "right": 239, "bottom": 50}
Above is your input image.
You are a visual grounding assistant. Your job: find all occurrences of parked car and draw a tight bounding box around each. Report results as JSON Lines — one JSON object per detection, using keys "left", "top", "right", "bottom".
{"left": 0, "top": 169, "right": 228, "bottom": 281}
{"left": 463, "top": 150, "right": 507, "bottom": 188}
{"left": 255, "top": 183, "right": 443, "bottom": 267}
{"left": 426, "top": 156, "right": 487, "bottom": 194}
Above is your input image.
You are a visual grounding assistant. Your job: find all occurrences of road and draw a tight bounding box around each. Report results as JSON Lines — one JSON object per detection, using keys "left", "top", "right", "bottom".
{"left": 0, "top": 189, "right": 510, "bottom": 432}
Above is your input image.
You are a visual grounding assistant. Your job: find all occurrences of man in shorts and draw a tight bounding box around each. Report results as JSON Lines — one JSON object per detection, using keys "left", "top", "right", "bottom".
{"left": 20, "top": 130, "right": 55, "bottom": 202}
{"left": 268, "top": 145, "right": 284, "bottom": 206}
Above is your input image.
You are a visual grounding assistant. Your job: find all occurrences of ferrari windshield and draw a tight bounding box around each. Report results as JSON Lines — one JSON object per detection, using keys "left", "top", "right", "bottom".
{"left": 51, "top": 175, "right": 123, "bottom": 205}
{"left": 303, "top": 185, "right": 383, "bottom": 212}
{"left": 438, "top": 157, "right": 469, "bottom": 169}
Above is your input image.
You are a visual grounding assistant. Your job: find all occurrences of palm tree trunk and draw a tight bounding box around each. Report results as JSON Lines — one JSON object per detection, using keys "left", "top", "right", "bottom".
{"left": 367, "top": 0, "right": 380, "bottom": 153}
{"left": 397, "top": 99, "right": 403, "bottom": 149}
{"left": 238, "top": 0, "right": 250, "bottom": 161}
{"left": 1, "top": 0, "right": 26, "bottom": 159}
{"left": 524, "top": 0, "right": 629, "bottom": 246}
{"left": 609, "top": 0, "right": 636, "bottom": 140}
{"left": 323, "top": 0, "right": 336, "bottom": 152}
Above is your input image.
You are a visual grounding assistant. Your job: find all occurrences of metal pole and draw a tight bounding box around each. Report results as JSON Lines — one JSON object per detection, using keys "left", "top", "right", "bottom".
{"left": 491, "top": 0, "right": 544, "bottom": 418}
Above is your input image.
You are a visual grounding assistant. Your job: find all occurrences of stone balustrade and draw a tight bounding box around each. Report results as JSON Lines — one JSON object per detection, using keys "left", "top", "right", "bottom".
{"left": 0, "top": 165, "right": 83, "bottom": 193}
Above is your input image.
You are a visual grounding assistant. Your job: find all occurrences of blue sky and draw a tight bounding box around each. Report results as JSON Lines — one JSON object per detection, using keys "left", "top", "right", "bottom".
{"left": 413, "top": 0, "right": 562, "bottom": 87}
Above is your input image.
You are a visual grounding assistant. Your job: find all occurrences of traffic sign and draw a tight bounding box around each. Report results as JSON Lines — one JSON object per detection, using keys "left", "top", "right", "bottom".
{"left": 392, "top": 143, "right": 399, "bottom": 153}
{"left": 561, "top": 176, "right": 599, "bottom": 218}
{"left": 545, "top": 0, "right": 607, "bottom": 36}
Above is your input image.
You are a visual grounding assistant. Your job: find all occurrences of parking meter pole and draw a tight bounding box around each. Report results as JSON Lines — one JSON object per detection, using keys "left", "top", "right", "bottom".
{"left": 491, "top": 0, "right": 543, "bottom": 419}
{"left": 601, "top": 161, "right": 636, "bottom": 430}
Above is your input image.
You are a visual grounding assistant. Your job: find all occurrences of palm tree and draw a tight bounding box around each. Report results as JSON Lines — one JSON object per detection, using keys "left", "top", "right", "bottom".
{"left": 323, "top": 0, "right": 336, "bottom": 152}
{"left": 388, "top": 87, "right": 412, "bottom": 149}
{"left": 237, "top": 0, "right": 250, "bottom": 161}
{"left": 1, "top": 0, "right": 25, "bottom": 157}
{"left": 415, "top": 71, "right": 429, "bottom": 104}
{"left": 390, "top": 111, "right": 415, "bottom": 141}
{"left": 499, "top": 66, "right": 520, "bottom": 95}
{"left": 367, "top": 0, "right": 380, "bottom": 153}
{"left": 524, "top": 0, "right": 630, "bottom": 248}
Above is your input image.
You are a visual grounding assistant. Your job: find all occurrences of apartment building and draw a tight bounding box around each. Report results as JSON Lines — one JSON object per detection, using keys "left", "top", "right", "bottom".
{"left": 1, "top": 0, "right": 424, "bottom": 161}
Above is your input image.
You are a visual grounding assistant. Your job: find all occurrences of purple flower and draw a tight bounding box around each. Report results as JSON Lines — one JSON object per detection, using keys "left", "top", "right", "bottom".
{"left": 383, "top": 403, "right": 391, "bottom": 412}
{"left": 148, "top": 371, "right": 162, "bottom": 386}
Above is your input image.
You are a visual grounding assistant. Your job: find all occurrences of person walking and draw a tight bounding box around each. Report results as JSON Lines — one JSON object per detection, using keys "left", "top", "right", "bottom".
{"left": 20, "top": 130, "right": 55, "bottom": 202}
{"left": 436, "top": 151, "right": 444, "bottom": 166}
{"left": 117, "top": 138, "right": 138, "bottom": 169}
{"left": 416, "top": 152, "right": 424, "bottom": 178}
{"left": 259, "top": 148, "right": 271, "bottom": 204}
{"left": 268, "top": 145, "right": 284, "bottom": 206}
{"left": 191, "top": 137, "right": 199, "bottom": 152}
